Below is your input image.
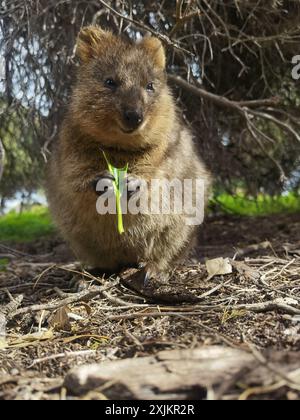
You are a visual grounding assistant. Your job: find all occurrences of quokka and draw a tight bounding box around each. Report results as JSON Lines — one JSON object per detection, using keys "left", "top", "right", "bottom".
{"left": 47, "top": 26, "right": 211, "bottom": 281}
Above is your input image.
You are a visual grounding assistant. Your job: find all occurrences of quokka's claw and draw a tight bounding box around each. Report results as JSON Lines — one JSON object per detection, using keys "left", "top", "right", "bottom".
{"left": 142, "top": 264, "right": 170, "bottom": 287}
{"left": 143, "top": 270, "right": 151, "bottom": 287}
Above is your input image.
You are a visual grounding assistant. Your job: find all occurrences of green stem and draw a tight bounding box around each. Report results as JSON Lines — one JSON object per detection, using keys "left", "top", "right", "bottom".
{"left": 115, "top": 189, "right": 125, "bottom": 235}
{"left": 102, "top": 151, "right": 128, "bottom": 235}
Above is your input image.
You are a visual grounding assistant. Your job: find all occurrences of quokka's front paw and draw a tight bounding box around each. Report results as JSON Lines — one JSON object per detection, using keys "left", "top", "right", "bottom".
{"left": 125, "top": 175, "right": 142, "bottom": 199}
{"left": 92, "top": 172, "right": 142, "bottom": 199}
{"left": 92, "top": 171, "right": 115, "bottom": 197}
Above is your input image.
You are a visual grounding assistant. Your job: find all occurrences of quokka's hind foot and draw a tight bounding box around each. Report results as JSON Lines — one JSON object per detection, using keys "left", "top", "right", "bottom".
{"left": 142, "top": 263, "right": 171, "bottom": 286}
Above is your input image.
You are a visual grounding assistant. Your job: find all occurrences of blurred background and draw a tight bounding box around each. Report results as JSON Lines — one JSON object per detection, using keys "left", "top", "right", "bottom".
{"left": 0, "top": 0, "right": 300, "bottom": 243}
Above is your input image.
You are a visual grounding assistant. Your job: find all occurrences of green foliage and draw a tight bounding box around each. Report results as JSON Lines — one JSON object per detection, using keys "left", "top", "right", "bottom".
{"left": 0, "top": 258, "right": 9, "bottom": 271}
{"left": 213, "top": 193, "right": 300, "bottom": 216}
{"left": 0, "top": 193, "right": 299, "bottom": 244}
{"left": 0, "top": 104, "right": 44, "bottom": 199}
{"left": 0, "top": 207, "right": 55, "bottom": 242}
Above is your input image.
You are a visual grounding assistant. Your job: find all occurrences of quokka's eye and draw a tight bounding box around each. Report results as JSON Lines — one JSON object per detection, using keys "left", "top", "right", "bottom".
{"left": 105, "top": 78, "right": 117, "bottom": 89}
{"left": 146, "top": 82, "right": 155, "bottom": 92}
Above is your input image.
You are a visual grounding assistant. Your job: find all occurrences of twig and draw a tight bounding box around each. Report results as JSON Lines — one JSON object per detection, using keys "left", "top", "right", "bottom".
{"left": 0, "top": 254, "right": 16, "bottom": 260}
{"left": 102, "top": 290, "right": 150, "bottom": 308}
{"left": 123, "top": 327, "right": 144, "bottom": 350}
{"left": 108, "top": 297, "right": 300, "bottom": 319}
{"left": 28, "top": 350, "right": 97, "bottom": 368}
{"left": 169, "top": 1, "right": 201, "bottom": 37}
{"left": 9, "top": 280, "right": 119, "bottom": 319}
{"left": 198, "top": 279, "right": 232, "bottom": 300}
{"left": 168, "top": 73, "right": 295, "bottom": 176}
{"left": 233, "top": 300, "right": 300, "bottom": 316}
{"left": 233, "top": 241, "right": 272, "bottom": 259}
{"left": 239, "top": 371, "right": 300, "bottom": 400}
{"left": 244, "top": 339, "right": 300, "bottom": 386}
{"left": 0, "top": 244, "right": 30, "bottom": 257}
{"left": 34, "top": 264, "right": 57, "bottom": 289}
{"left": 1, "top": 294, "right": 24, "bottom": 316}
{"left": 168, "top": 74, "right": 279, "bottom": 110}
{"left": 249, "top": 109, "right": 300, "bottom": 143}
{"left": 98, "top": 0, "right": 194, "bottom": 56}
{"left": 109, "top": 311, "right": 240, "bottom": 348}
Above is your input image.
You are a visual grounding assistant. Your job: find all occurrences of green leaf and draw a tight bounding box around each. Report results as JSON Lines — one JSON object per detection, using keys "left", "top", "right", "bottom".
{"left": 102, "top": 152, "right": 128, "bottom": 235}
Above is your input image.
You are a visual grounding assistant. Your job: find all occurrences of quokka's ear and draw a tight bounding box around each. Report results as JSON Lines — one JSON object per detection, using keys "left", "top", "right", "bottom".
{"left": 76, "top": 26, "right": 114, "bottom": 62}
{"left": 139, "top": 37, "right": 166, "bottom": 70}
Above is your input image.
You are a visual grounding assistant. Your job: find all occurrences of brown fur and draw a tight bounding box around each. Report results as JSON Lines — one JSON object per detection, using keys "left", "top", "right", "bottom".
{"left": 47, "top": 26, "right": 211, "bottom": 274}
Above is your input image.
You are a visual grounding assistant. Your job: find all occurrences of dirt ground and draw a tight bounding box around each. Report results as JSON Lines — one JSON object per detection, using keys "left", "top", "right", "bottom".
{"left": 0, "top": 213, "right": 300, "bottom": 400}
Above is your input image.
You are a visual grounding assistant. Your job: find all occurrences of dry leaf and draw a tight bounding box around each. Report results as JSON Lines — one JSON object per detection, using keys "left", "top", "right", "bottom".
{"left": 8, "top": 330, "right": 54, "bottom": 349}
{"left": 232, "top": 261, "right": 260, "bottom": 281}
{"left": 63, "top": 334, "right": 109, "bottom": 345}
{"left": 0, "top": 338, "right": 7, "bottom": 350}
{"left": 80, "top": 303, "right": 92, "bottom": 316}
{"left": 206, "top": 258, "right": 233, "bottom": 278}
{"left": 49, "top": 306, "right": 72, "bottom": 331}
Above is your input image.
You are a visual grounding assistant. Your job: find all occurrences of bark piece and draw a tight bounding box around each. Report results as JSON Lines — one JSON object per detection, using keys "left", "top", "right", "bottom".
{"left": 64, "top": 347, "right": 300, "bottom": 400}
{"left": 64, "top": 346, "right": 255, "bottom": 399}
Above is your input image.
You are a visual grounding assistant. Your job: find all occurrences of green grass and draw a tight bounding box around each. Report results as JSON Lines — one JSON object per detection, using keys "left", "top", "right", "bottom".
{"left": 0, "top": 194, "right": 299, "bottom": 244}
{"left": 213, "top": 192, "right": 300, "bottom": 216}
{"left": 0, "top": 206, "right": 55, "bottom": 242}
{"left": 0, "top": 258, "right": 9, "bottom": 271}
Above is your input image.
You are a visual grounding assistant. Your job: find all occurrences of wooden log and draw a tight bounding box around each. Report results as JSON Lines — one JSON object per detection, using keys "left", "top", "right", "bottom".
{"left": 64, "top": 346, "right": 300, "bottom": 399}
{"left": 64, "top": 347, "right": 254, "bottom": 399}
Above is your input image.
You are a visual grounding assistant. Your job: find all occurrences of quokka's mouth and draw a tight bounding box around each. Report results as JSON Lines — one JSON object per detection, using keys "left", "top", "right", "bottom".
{"left": 117, "top": 119, "right": 148, "bottom": 135}
{"left": 115, "top": 122, "right": 136, "bottom": 134}
{"left": 120, "top": 127, "right": 137, "bottom": 134}
{"left": 117, "top": 124, "right": 140, "bottom": 135}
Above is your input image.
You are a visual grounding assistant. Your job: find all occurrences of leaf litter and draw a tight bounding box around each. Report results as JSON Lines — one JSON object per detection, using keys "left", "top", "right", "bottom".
{"left": 0, "top": 213, "right": 300, "bottom": 400}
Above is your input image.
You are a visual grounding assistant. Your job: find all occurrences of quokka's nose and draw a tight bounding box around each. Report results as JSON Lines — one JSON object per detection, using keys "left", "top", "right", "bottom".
{"left": 123, "top": 109, "right": 144, "bottom": 130}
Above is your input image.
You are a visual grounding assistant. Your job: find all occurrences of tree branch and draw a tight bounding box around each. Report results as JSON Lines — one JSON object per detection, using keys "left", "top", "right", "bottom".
{"left": 168, "top": 74, "right": 280, "bottom": 110}
{"left": 98, "top": 0, "right": 194, "bottom": 57}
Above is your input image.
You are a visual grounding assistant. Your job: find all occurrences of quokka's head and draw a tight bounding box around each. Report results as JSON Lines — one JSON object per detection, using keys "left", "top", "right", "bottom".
{"left": 72, "top": 26, "right": 173, "bottom": 148}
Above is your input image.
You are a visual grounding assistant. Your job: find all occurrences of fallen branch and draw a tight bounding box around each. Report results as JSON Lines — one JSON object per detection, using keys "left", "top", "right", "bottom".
{"left": 28, "top": 350, "right": 97, "bottom": 369}
{"left": 108, "top": 298, "right": 300, "bottom": 321}
{"left": 9, "top": 280, "right": 119, "bottom": 319}
{"left": 234, "top": 241, "right": 272, "bottom": 258}
{"left": 64, "top": 346, "right": 300, "bottom": 399}
{"left": 234, "top": 300, "right": 300, "bottom": 316}
{"left": 0, "top": 254, "right": 16, "bottom": 260}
